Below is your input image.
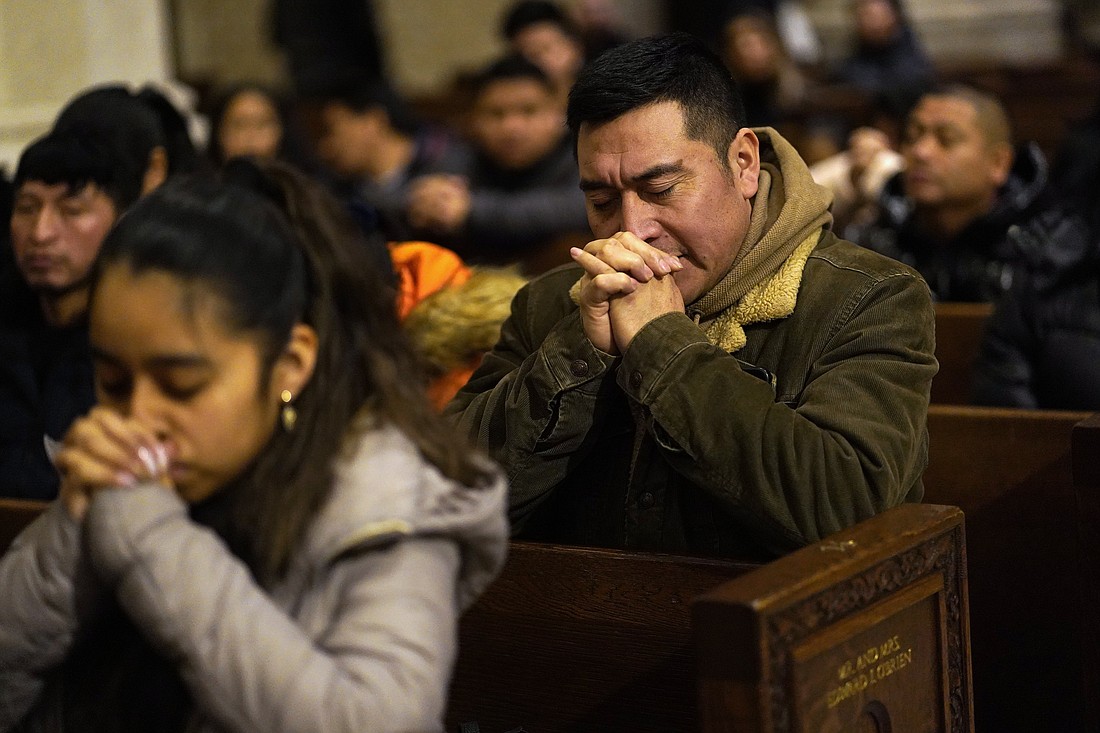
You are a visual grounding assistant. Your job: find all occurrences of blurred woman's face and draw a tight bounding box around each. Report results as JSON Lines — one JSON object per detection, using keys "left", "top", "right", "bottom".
{"left": 855, "top": 0, "right": 899, "bottom": 47}
{"left": 89, "top": 264, "right": 307, "bottom": 503}
{"left": 218, "top": 90, "right": 283, "bottom": 161}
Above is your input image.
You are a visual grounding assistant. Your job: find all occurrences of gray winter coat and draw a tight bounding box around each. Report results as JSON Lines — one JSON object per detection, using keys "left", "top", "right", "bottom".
{"left": 0, "top": 424, "right": 508, "bottom": 733}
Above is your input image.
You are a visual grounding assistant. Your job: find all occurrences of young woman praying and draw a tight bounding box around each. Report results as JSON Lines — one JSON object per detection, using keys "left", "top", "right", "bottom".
{"left": 0, "top": 161, "right": 507, "bottom": 733}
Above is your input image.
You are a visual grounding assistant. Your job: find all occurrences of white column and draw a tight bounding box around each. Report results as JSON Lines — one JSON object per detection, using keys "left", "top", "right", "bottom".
{"left": 0, "top": 0, "right": 173, "bottom": 173}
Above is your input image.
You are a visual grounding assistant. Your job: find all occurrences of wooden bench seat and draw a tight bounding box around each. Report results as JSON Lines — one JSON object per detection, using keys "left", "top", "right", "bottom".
{"left": 0, "top": 498, "right": 48, "bottom": 552}
{"left": 2, "top": 500, "right": 972, "bottom": 731}
{"left": 446, "top": 541, "right": 756, "bottom": 732}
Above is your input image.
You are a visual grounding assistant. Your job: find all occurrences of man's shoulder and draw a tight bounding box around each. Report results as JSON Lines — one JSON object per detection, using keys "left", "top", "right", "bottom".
{"left": 808, "top": 231, "right": 927, "bottom": 287}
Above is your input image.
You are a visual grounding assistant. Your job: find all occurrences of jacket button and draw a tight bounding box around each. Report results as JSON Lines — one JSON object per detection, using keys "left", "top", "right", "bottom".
{"left": 570, "top": 359, "right": 589, "bottom": 377}
{"left": 639, "top": 492, "right": 655, "bottom": 509}
{"left": 630, "top": 370, "right": 643, "bottom": 389}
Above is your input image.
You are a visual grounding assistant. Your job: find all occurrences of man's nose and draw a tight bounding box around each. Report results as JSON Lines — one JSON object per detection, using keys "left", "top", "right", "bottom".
{"left": 907, "top": 133, "right": 937, "bottom": 161}
{"left": 499, "top": 111, "right": 529, "bottom": 135}
{"left": 619, "top": 194, "right": 660, "bottom": 242}
{"left": 32, "top": 207, "right": 60, "bottom": 242}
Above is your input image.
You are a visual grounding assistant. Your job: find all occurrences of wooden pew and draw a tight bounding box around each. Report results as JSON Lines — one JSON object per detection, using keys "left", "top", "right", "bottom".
{"left": 446, "top": 541, "right": 757, "bottom": 732}
{"left": 924, "top": 405, "right": 1093, "bottom": 733}
{"left": 694, "top": 503, "right": 971, "bottom": 733}
{"left": 931, "top": 302, "right": 993, "bottom": 405}
{"left": 6, "top": 500, "right": 969, "bottom": 731}
{"left": 447, "top": 505, "right": 970, "bottom": 733}
{"left": 0, "top": 498, "right": 48, "bottom": 552}
{"left": 1072, "top": 412, "right": 1100, "bottom": 733}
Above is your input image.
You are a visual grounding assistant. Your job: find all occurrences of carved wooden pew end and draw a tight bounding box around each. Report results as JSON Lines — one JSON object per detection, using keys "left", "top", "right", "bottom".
{"left": 693, "top": 503, "right": 972, "bottom": 733}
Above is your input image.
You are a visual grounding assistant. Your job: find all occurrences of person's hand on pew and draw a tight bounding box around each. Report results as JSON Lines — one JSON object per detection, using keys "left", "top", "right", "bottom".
{"left": 54, "top": 406, "right": 176, "bottom": 521}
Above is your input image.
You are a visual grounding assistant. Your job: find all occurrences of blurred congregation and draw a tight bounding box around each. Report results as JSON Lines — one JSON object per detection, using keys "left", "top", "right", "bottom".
{"left": 5, "top": 0, "right": 1100, "bottom": 422}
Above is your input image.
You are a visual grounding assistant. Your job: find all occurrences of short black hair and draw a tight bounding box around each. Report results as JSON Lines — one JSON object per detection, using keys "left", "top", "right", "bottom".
{"left": 14, "top": 124, "right": 143, "bottom": 211}
{"left": 472, "top": 54, "right": 555, "bottom": 99}
{"left": 567, "top": 32, "right": 746, "bottom": 165}
{"left": 501, "top": 0, "right": 579, "bottom": 41}
{"left": 919, "top": 83, "right": 1013, "bottom": 149}
{"left": 300, "top": 71, "right": 419, "bottom": 136}
{"left": 55, "top": 84, "right": 203, "bottom": 177}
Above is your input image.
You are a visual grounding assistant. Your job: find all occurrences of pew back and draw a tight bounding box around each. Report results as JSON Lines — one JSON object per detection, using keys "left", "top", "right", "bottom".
{"left": 924, "top": 405, "right": 1092, "bottom": 732}
{"left": 4, "top": 497, "right": 969, "bottom": 731}
{"left": 931, "top": 302, "right": 992, "bottom": 405}
{"left": 446, "top": 542, "right": 758, "bottom": 732}
{"left": 694, "top": 503, "right": 971, "bottom": 733}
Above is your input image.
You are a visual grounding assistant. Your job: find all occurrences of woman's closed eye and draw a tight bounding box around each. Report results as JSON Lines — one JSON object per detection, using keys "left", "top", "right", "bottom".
{"left": 158, "top": 380, "right": 206, "bottom": 402}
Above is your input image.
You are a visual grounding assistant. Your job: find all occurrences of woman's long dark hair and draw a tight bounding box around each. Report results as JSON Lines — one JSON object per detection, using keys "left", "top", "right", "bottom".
{"left": 93, "top": 160, "right": 495, "bottom": 585}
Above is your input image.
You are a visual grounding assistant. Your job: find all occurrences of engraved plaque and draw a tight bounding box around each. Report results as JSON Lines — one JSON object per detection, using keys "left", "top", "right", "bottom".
{"left": 791, "top": 576, "right": 947, "bottom": 732}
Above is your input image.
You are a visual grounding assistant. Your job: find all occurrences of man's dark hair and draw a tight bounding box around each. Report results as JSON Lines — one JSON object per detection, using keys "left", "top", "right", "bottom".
{"left": 501, "top": 0, "right": 579, "bottom": 41}
{"left": 14, "top": 124, "right": 143, "bottom": 211}
{"left": 55, "top": 84, "right": 203, "bottom": 177}
{"left": 472, "top": 54, "right": 555, "bottom": 99}
{"left": 475, "top": 53, "right": 558, "bottom": 100}
{"left": 567, "top": 32, "right": 747, "bottom": 166}
{"left": 300, "top": 71, "right": 419, "bottom": 136}
{"left": 918, "top": 83, "right": 1014, "bottom": 150}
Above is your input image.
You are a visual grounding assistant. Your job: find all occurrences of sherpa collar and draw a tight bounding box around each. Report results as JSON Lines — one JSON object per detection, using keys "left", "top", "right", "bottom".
{"left": 699, "top": 227, "right": 820, "bottom": 352}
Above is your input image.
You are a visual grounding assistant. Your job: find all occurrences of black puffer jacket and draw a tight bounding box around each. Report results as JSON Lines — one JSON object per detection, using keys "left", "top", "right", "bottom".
{"left": 972, "top": 205, "right": 1100, "bottom": 409}
{"left": 856, "top": 142, "right": 1049, "bottom": 302}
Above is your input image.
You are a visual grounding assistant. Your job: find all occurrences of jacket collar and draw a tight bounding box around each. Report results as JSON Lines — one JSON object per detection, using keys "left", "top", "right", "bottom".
{"left": 688, "top": 127, "right": 833, "bottom": 322}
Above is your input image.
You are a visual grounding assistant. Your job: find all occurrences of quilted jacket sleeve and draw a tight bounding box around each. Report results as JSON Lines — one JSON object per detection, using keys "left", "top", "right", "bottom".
{"left": 0, "top": 502, "right": 105, "bottom": 729}
{"left": 84, "top": 485, "right": 466, "bottom": 733}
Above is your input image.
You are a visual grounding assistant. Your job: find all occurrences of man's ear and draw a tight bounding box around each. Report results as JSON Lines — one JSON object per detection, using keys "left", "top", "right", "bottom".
{"left": 142, "top": 146, "right": 169, "bottom": 194}
{"left": 988, "top": 142, "right": 1013, "bottom": 188}
{"left": 727, "top": 128, "right": 760, "bottom": 199}
{"left": 273, "top": 323, "right": 319, "bottom": 401}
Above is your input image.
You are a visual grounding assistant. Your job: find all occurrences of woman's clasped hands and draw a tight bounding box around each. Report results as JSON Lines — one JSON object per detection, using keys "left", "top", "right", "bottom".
{"left": 55, "top": 407, "right": 176, "bottom": 521}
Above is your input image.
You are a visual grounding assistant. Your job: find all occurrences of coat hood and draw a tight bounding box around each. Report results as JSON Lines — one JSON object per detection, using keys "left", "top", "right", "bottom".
{"left": 687, "top": 127, "right": 834, "bottom": 351}
{"left": 688, "top": 127, "right": 834, "bottom": 322}
{"left": 303, "top": 424, "right": 508, "bottom": 610}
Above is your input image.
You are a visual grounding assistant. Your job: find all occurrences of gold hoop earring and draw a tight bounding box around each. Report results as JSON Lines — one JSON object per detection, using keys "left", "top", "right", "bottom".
{"left": 280, "top": 389, "right": 297, "bottom": 432}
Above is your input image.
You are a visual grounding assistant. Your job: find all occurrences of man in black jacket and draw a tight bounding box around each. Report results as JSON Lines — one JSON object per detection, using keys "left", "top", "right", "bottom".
{"left": 855, "top": 84, "right": 1049, "bottom": 301}
{"left": 1, "top": 118, "right": 159, "bottom": 500}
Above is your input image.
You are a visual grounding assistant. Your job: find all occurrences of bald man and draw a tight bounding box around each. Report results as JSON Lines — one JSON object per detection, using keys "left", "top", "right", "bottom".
{"left": 856, "top": 85, "right": 1050, "bottom": 301}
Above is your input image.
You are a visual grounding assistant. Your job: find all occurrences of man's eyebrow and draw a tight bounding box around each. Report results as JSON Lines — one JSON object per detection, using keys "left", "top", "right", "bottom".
{"left": 90, "top": 346, "right": 210, "bottom": 370}
{"left": 579, "top": 161, "right": 686, "bottom": 192}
